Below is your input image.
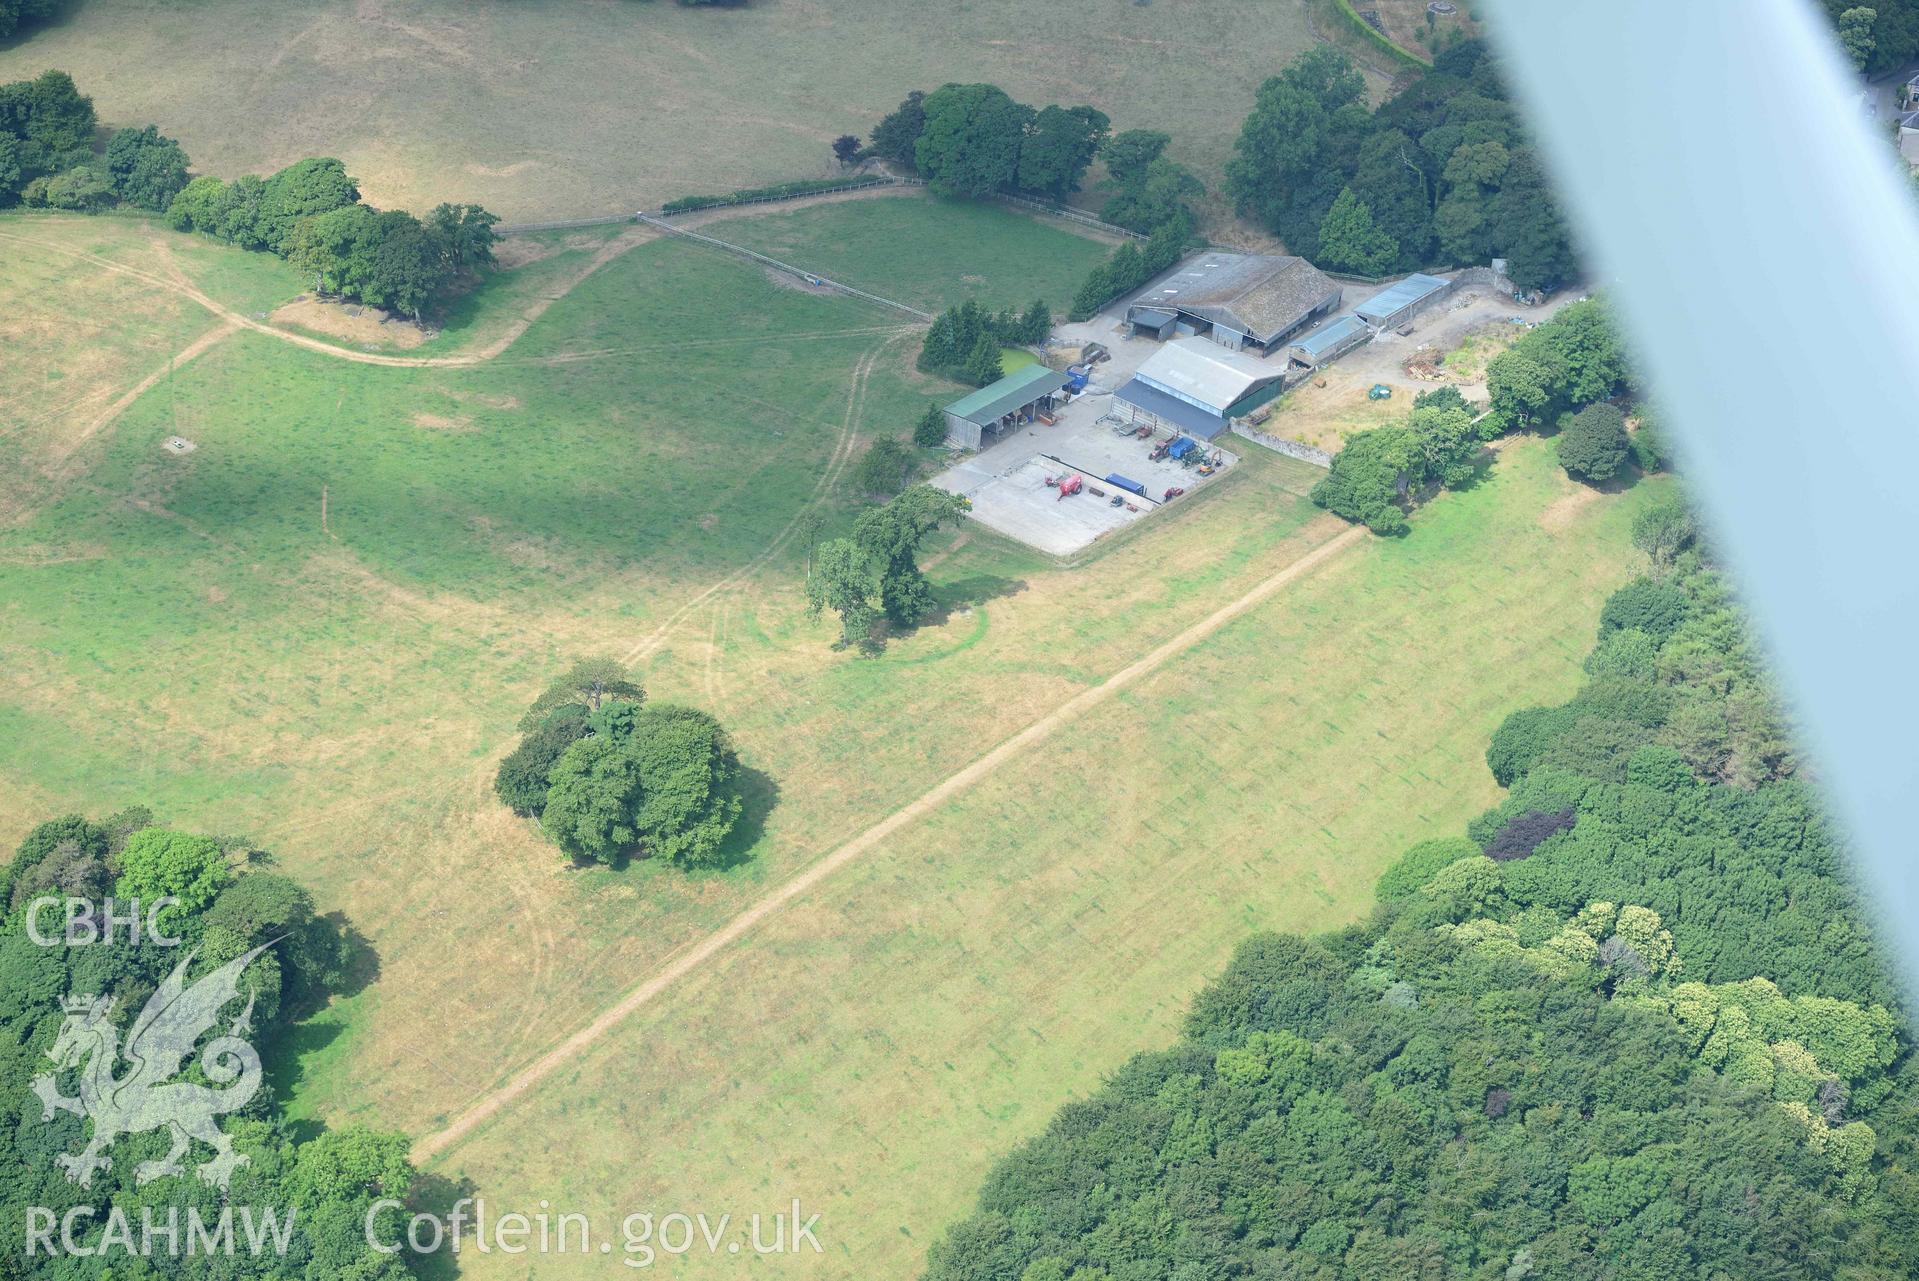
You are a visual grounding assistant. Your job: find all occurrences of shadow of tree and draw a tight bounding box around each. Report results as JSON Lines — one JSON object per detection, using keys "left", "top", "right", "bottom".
{"left": 705, "top": 764, "right": 780, "bottom": 872}
{"left": 404, "top": 1171, "right": 482, "bottom": 1280}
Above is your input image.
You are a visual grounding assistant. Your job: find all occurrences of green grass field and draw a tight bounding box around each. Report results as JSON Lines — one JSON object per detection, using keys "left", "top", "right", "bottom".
{"left": 425, "top": 442, "right": 1662, "bottom": 1280}
{"left": 1, "top": 193, "right": 1658, "bottom": 1279}
{"left": 0, "top": 0, "right": 1335, "bottom": 222}
{"left": 701, "top": 193, "right": 1116, "bottom": 313}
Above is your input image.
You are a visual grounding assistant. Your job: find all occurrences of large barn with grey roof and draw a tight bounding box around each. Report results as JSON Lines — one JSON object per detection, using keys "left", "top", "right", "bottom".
{"left": 1125, "top": 252, "right": 1342, "bottom": 355}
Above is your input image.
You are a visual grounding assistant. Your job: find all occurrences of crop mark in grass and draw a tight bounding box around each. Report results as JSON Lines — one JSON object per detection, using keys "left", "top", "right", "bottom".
{"left": 411, "top": 519, "right": 1365, "bottom": 1165}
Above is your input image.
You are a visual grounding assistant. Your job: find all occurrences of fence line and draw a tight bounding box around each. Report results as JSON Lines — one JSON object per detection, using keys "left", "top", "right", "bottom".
{"left": 660, "top": 177, "right": 898, "bottom": 216}
{"left": 494, "top": 213, "right": 639, "bottom": 236}
{"left": 1229, "top": 422, "right": 1334, "bottom": 468}
{"left": 496, "top": 175, "right": 1148, "bottom": 243}
{"left": 632, "top": 214, "right": 934, "bottom": 321}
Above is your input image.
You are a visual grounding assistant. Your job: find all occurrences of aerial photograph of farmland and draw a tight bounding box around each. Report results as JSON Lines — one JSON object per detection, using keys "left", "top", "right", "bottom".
{"left": 3, "top": 1, "right": 1917, "bottom": 1278}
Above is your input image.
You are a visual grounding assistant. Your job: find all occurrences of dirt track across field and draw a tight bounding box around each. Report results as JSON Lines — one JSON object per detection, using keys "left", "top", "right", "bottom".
{"left": 0, "top": 226, "right": 658, "bottom": 370}
{"left": 411, "top": 517, "right": 1367, "bottom": 1164}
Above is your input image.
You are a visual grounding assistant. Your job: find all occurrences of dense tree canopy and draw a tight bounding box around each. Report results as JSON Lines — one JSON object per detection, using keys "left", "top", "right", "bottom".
{"left": 0, "top": 70, "right": 95, "bottom": 207}
{"left": 1309, "top": 397, "right": 1480, "bottom": 535}
{"left": 914, "top": 83, "right": 1035, "bottom": 198}
{"left": 1092, "top": 128, "right": 1203, "bottom": 234}
{"left": 1557, "top": 400, "right": 1631, "bottom": 483}
{"left": 1821, "top": 0, "right": 1919, "bottom": 71}
{"left": 1068, "top": 214, "right": 1190, "bottom": 321}
{"left": 1016, "top": 104, "right": 1110, "bottom": 200}
{"left": 926, "top": 532, "right": 1916, "bottom": 1281}
{"left": 917, "top": 297, "right": 1047, "bottom": 384}
{"left": 871, "top": 84, "right": 1111, "bottom": 202}
{"left": 103, "top": 124, "right": 190, "bottom": 211}
{"left": 869, "top": 90, "right": 927, "bottom": 168}
{"left": 540, "top": 702, "right": 744, "bottom": 868}
{"left": 0, "top": 809, "right": 413, "bottom": 1280}
{"left": 1227, "top": 42, "right": 1577, "bottom": 291}
{"left": 1, "top": 70, "right": 498, "bottom": 318}
{"left": 494, "top": 661, "right": 743, "bottom": 869}
{"left": 0, "top": 0, "right": 58, "bottom": 39}
{"left": 1315, "top": 187, "right": 1398, "bottom": 276}
{"left": 1484, "top": 297, "right": 1631, "bottom": 433}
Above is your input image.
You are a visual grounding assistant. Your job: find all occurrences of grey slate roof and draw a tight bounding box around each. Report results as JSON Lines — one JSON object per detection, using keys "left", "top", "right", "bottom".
{"left": 1127, "top": 253, "right": 1341, "bottom": 346}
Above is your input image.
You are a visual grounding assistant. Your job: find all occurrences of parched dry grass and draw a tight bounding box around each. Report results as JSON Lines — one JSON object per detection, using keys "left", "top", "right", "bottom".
{"left": 271, "top": 296, "right": 431, "bottom": 350}
{"left": 425, "top": 443, "right": 1662, "bottom": 1281}
{"left": 1, "top": 201, "right": 1660, "bottom": 1280}
{"left": 0, "top": 0, "right": 1328, "bottom": 221}
{"left": 0, "top": 214, "right": 290, "bottom": 522}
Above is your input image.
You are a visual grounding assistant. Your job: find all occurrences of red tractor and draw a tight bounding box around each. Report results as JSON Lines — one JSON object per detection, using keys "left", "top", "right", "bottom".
{"left": 1056, "top": 474, "right": 1084, "bottom": 500}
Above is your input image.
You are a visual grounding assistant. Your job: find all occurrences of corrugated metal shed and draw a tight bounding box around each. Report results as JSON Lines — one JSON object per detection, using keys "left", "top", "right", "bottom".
{"left": 943, "top": 365, "right": 1073, "bottom": 427}
{"left": 1289, "top": 314, "right": 1369, "bottom": 361}
{"left": 1354, "top": 273, "right": 1451, "bottom": 326}
{"left": 1113, "top": 377, "right": 1228, "bottom": 440}
{"left": 1132, "top": 337, "right": 1281, "bottom": 412}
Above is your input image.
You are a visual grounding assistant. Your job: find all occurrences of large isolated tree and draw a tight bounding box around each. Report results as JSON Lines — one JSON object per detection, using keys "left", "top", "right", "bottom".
{"left": 914, "top": 83, "right": 1033, "bottom": 197}
{"left": 852, "top": 485, "right": 970, "bottom": 627}
{"left": 806, "top": 538, "right": 881, "bottom": 651}
{"left": 537, "top": 703, "right": 743, "bottom": 867}
{"left": 540, "top": 734, "right": 646, "bottom": 863}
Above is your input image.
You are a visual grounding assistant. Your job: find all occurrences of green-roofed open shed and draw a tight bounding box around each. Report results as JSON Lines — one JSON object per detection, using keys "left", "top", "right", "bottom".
{"left": 942, "top": 365, "right": 1074, "bottom": 450}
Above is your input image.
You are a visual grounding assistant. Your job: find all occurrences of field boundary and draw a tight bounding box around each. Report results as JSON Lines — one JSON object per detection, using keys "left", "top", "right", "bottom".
{"left": 410, "top": 518, "right": 1367, "bottom": 1165}
{"left": 492, "top": 177, "right": 1148, "bottom": 247}
{"left": 634, "top": 214, "right": 936, "bottom": 321}
{"left": 1331, "top": 0, "right": 1434, "bottom": 69}
{"left": 493, "top": 213, "right": 637, "bottom": 236}
{"left": 1230, "top": 423, "right": 1334, "bottom": 467}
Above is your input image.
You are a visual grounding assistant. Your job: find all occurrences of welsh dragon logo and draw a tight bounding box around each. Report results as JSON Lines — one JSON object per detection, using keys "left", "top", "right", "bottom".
{"left": 31, "top": 943, "right": 273, "bottom": 1191}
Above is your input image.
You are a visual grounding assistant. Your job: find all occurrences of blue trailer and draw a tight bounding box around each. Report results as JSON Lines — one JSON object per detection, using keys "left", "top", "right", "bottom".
{"left": 1105, "top": 473, "right": 1146, "bottom": 496}
{"left": 1166, "top": 436, "right": 1197, "bottom": 461}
